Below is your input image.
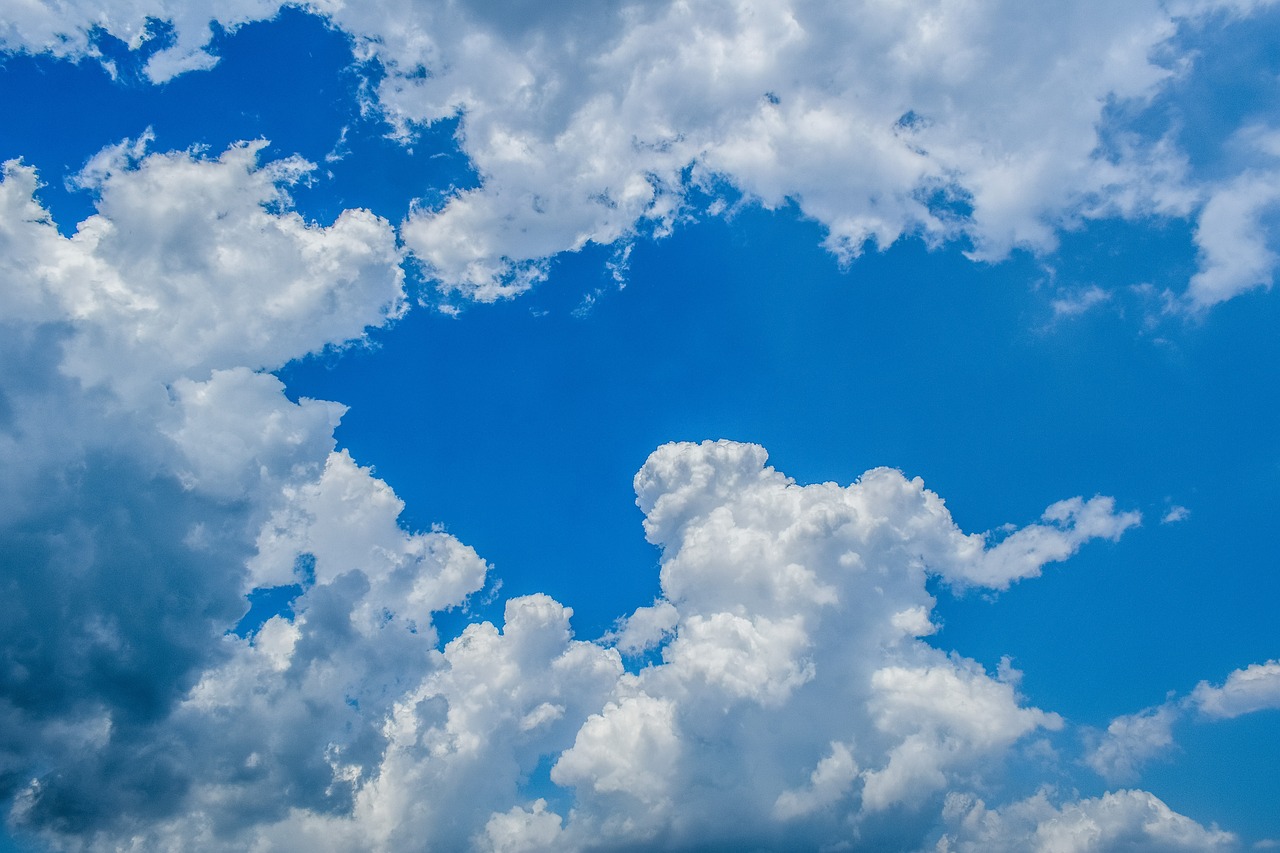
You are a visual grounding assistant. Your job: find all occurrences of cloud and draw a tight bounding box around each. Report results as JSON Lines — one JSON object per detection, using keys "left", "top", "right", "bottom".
{"left": 235, "top": 439, "right": 1111, "bottom": 852}
{"left": 772, "top": 741, "right": 858, "bottom": 821}
{"left": 1192, "top": 660, "right": 1280, "bottom": 719}
{"left": 1052, "top": 285, "right": 1112, "bottom": 319}
{"left": 862, "top": 661, "right": 1061, "bottom": 811}
{"left": 2, "top": 421, "right": 1172, "bottom": 851}
{"left": 2, "top": 146, "right": 404, "bottom": 402}
{"left": 478, "top": 799, "right": 564, "bottom": 853}
{"left": 938, "top": 788, "right": 1237, "bottom": 852}
{"left": 5, "top": 1, "right": 1280, "bottom": 303}
{"left": 0, "top": 14, "right": 1270, "bottom": 849}
{"left": 1188, "top": 175, "right": 1280, "bottom": 308}
{"left": 1180, "top": 124, "right": 1280, "bottom": 308}
{"left": 0, "top": 140, "right": 488, "bottom": 846}
{"left": 1085, "top": 703, "right": 1180, "bottom": 783}
{"left": 375, "top": 0, "right": 1209, "bottom": 297}
{"left": 1085, "top": 659, "right": 1280, "bottom": 783}
{"left": 958, "top": 496, "right": 1142, "bottom": 589}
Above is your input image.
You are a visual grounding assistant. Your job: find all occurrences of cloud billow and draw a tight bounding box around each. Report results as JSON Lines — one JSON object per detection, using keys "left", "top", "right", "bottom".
{"left": 0, "top": 187, "right": 1223, "bottom": 851}
{"left": 1, "top": 4, "right": 1276, "bottom": 850}
{"left": 4, "top": 0, "right": 1280, "bottom": 305}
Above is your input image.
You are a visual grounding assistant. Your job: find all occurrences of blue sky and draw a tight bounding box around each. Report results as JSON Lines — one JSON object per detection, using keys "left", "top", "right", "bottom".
{"left": 2, "top": 2, "right": 1279, "bottom": 851}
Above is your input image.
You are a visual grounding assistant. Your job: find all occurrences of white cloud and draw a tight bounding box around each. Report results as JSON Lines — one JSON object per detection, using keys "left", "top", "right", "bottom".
{"left": 772, "top": 741, "right": 858, "bottom": 821}
{"left": 0, "top": 0, "right": 282, "bottom": 80}
{"left": 1083, "top": 657, "right": 1280, "bottom": 787}
{"left": 1, "top": 428, "right": 1163, "bottom": 851}
{"left": 553, "top": 693, "right": 681, "bottom": 816}
{"left": 164, "top": 367, "right": 346, "bottom": 503}
{"left": 478, "top": 799, "right": 564, "bottom": 853}
{"left": 1085, "top": 703, "right": 1180, "bottom": 783}
{"left": 1, "top": 141, "right": 405, "bottom": 395}
{"left": 0, "top": 138, "right": 488, "bottom": 847}
{"left": 541, "top": 441, "right": 1119, "bottom": 848}
{"left": 938, "top": 788, "right": 1238, "bottom": 852}
{"left": 380, "top": 0, "right": 1204, "bottom": 297}
{"left": 265, "top": 592, "right": 624, "bottom": 852}
{"left": 1192, "top": 660, "right": 1280, "bottom": 719}
{"left": 956, "top": 496, "right": 1142, "bottom": 590}
{"left": 0, "top": 14, "right": 1270, "bottom": 845}
{"left": 1188, "top": 167, "right": 1280, "bottom": 308}
{"left": 1162, "top": 505, "right": 1191, "bottom": 524}
{"left": 5, "top": 1, "right": 1280, "bottom": 303}
{"left": 862, "top": 661, "right": 1062, "bottom": 811}
{"left": 1052, "top": 285, "right": 1112, "bottom": 319}
{"left": 604, "top": 598, "right": 679, "bottom": 655}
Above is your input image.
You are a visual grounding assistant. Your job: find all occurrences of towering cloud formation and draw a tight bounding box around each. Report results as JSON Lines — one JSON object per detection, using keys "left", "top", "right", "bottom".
{"left": 0, "top": 144, "right": 482, "bottom": 844}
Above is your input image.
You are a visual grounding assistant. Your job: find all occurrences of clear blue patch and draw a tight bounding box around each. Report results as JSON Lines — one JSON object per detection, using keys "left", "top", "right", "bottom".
{"left": 515, "top": 752, "right": 575, "bottom": 819}
{"left": 231, "top": 583, "right": 303, "bottom": 638}
{"left": 230, "top": 553, "right": 316, "bottom": 638}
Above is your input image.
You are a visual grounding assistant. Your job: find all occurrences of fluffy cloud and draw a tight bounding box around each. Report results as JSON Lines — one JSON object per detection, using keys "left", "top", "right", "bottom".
{"left": 937, "top": 788, "right": 1237, "bottom": 852}
{"left": 1, "top": 11, "right": 1270, "bottom": 846}
{"left": 1085, "top": 659, "right": 1280, "bottom": 783}
{"left": 5, "top": 404, "right": 1188, "bottom": 851}
{"left": 371, "top": 0, "right": 1210, "bottom": 297}
{"left": 1191, "top": 660, "right": 1280, "bottom": 720}
{"left": 4, "top": 0, "right": 1280, "bottom": 302}
{"left": 161, "top": 438, "right": 1115, "bottom": 851}
{"left": 1085, "top": 704, "right": 1180, "bottom": 784}
{"left": 0, "top": 140, "right": 491, "bottom": 847}
{"left": 1188, "top": 146, "right": 1280, "bottom": 307}
{"left": 2, "top": 139, "right": 405, "bottom": 394}
{"left": 505, "top": 441, "right": 1130, "bottom": 849}
{"left": 0, "top": 0, "right": 282, "bottom": 78}
{"left": 951, "top": 496, "right": 1141, "bottom": 589}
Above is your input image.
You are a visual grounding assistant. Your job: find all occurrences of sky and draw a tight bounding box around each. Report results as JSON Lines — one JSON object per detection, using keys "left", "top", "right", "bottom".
{"left": 1, "top": 1, "right": 1279, "bottom": 851}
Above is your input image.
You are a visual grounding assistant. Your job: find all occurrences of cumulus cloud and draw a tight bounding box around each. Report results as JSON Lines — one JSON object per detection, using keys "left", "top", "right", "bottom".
{"left": 259, "top": 437, "right": 1113, "bottom": 852}
{"left": 1085, "top": 703, "right": 1180, "bottom": 783}
{"left": 5, "top": 0, "right": 1280, "bottom": 302}
{"left": 368, "top": 0, "right": 1211, "bottom": 297}
{"left": 772, "top": 741, "right": 859, "bottom": 821}
{"left": 1191, "top": 660, "right": 1280, "bottom": 719}
{"left": 1188, "top": 165, "right": 1280, "bottom": 307}
{"left": 3, "top": 413, "right": 1179, "bottom": 851}
{"left": 937, "top": 788, "right": 1237, "bottom": 852}
{"left": 5, "top": 140, "right": 404, "bottom": 392}
{"left": 957, "top": 496, "right": 1142, "bottom": 589}
{"left": 0, "top": 140, "right": 490, "bottom": 847}
{"left": 0, "top": 10, "right": 1269, "bottom": 848}
{"left": 1085, "top": 659, "right": 1280, "bottom": 784}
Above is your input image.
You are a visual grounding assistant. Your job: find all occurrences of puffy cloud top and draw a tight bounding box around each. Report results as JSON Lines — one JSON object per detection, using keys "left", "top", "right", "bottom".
{"left": 1, "top": 141, "right": 405, "bottom": 394}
